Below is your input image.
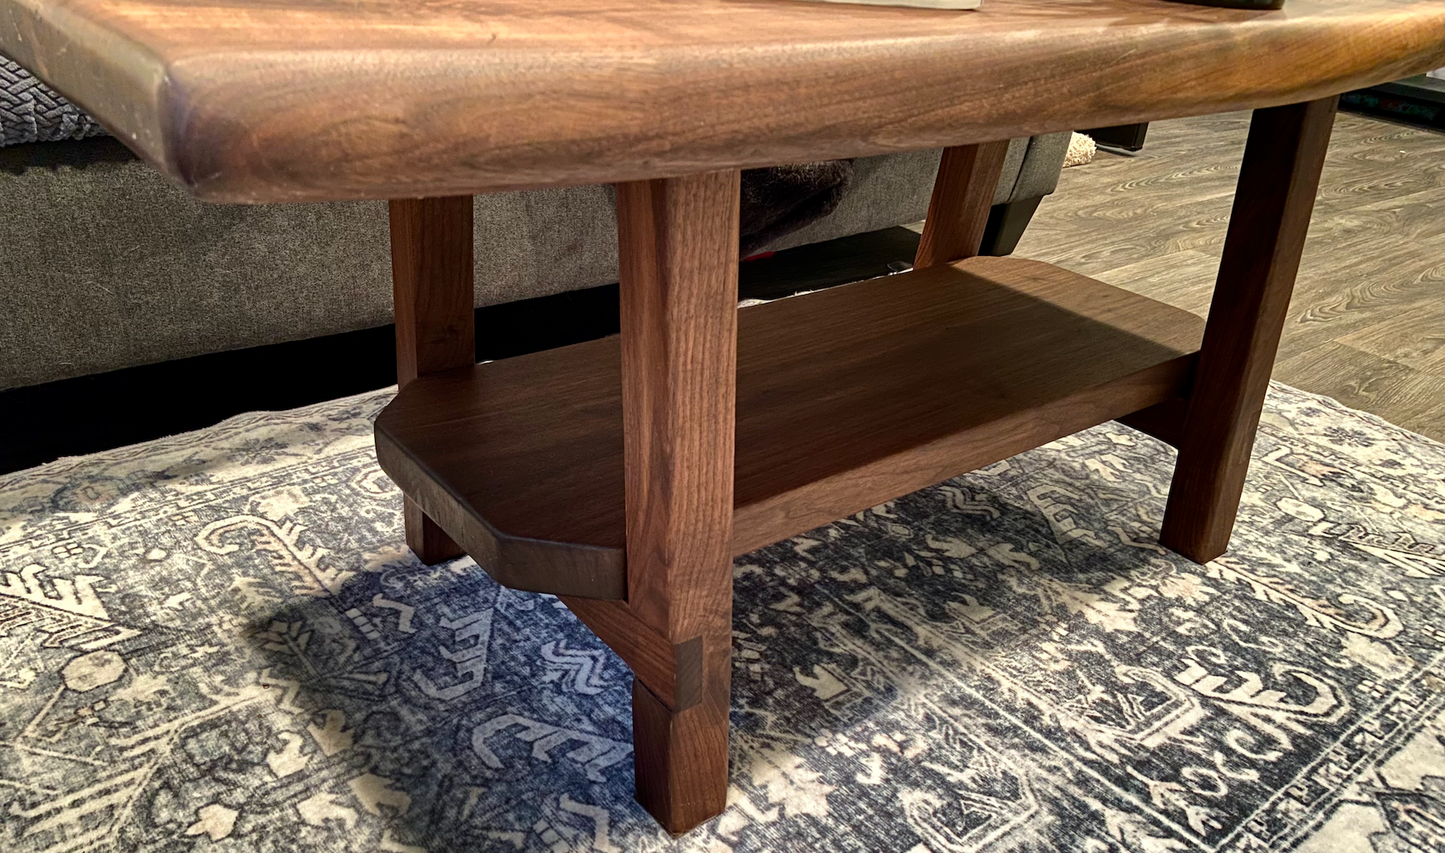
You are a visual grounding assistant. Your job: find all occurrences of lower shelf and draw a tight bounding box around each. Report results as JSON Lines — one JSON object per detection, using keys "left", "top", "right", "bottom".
{"left": 375, "top": 256, "right": 1205, "bottom": 599}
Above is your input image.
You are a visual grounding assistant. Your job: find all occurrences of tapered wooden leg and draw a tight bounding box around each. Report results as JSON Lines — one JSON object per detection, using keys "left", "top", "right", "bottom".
{"left": 632, "top": 675, "right": 730, "bottom": 833}
{"left": 1161, "top": 97, "right": 1337, "bottom": 562}
{"left": 615, "top": 170, "right": 740, "bottom": 833}
{"left": 389, "top": 196, "right": 475, "bottom": 564}
{"left": 914, "top": 140, "right": 1012, "bottom": 269}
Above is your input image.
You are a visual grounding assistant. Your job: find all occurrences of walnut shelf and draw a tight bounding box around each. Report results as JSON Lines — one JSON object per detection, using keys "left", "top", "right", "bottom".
{"left": 374, "top": 256, "right": 1205, "bottom": 600}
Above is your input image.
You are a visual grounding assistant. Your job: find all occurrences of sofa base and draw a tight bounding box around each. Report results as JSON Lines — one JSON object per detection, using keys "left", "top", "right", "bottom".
{"left": 980, "top": 195, "right": 1044, "bottom": 256}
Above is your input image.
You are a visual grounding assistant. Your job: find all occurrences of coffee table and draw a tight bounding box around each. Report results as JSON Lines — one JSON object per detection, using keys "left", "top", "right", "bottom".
{"left": 5, "top": 0, "right": 1439, "bottom": 834}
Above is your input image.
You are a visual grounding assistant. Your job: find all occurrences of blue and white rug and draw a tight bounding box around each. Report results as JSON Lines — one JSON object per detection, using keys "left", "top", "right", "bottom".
{"left": 1, "top": 383, "right": 1441, "bottom": 853}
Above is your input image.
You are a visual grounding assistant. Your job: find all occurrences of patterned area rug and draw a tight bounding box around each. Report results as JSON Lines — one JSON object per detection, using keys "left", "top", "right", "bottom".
{"left": 1, "top": 383, "right": 1441, "bottom": 853}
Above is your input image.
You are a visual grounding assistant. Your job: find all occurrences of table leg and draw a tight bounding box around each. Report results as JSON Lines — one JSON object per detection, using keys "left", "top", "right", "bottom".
{"left": 615, "top": 170, "right": 740, "bottom": 833}
{"left": 1161, "top": 97, "right": 1337, "bottom": 562}
{"left": 914, "top": 140, "right": 1011, "bottom": 268}
{"left": 389, "top": 196, "right": 475, "bottom": 564}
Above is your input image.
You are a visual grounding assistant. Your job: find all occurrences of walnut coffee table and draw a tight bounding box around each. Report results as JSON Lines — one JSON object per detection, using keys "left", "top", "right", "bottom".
{"left": 5, "top": 0, "right": 1439, "bottom": 834}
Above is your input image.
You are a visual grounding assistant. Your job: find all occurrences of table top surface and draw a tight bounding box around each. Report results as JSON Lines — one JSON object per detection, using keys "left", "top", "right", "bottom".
{"left": 2, "top": 0, "right": 1439, "bottom": 202}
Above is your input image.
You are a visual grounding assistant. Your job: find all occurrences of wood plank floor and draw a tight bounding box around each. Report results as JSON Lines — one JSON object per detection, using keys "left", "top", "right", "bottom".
{"left": 1012, "top": 112, "right": 1444, "bottom": 440}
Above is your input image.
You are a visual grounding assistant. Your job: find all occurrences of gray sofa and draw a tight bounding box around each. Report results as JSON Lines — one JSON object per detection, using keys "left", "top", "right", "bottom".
{"left": 1, "top": 55, "right": 1069, "bottom": 391}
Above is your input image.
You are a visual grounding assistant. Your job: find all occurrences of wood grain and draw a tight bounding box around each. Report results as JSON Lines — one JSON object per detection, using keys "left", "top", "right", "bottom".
{"left": 1160, "top": 98, "right": 1338, "bottom": 563}
{"left": 0, "top": 0, "right": 1438, "bottom": 202}
{"left": 614, "top": 171, "right": 739, "bottom": 833}
{"left": 1334, "top": 300, "right": 1443, "bottom": 375}
{"left": 373, "top": 256, "right": 1206, "bottom": 593}
{"left": 632, "top": 677, "right": 730, "bottom": 836}
{"left": 389, "top": 196, "right": 474, "bottom": 564}
{"left": 390, "top": 197, "right": 475, "bottom": 386}
{"left": 615, "top": 171, "right": 740, "bottom": 635}
{"left": 1276, "top": 341, "right": 1444, "bottom": 435}
{"left": 1013, "top": 110, "right": 1443, "bottom": 440}
{"left": 915, "top": 141, "right": 1012, "bottom": 268}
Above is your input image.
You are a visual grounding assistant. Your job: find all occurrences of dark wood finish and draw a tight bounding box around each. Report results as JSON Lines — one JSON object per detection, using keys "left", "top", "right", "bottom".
{"left": 728, "top": 260, "right": 1202, "bottom": 553}
{"left": 613, "top": 171, "right": 739, "bottom": 832}
{"left": 615, "top": 171, "right": 741, "bottom": 633}
{"left": 390, "top": 197, "right": 476, "bottom": 386}
{"left": 915, "top": 141, "right": 1013, "bottom": 268}
{"left": 373, "top": 256, "right": 1207, "bottom": 593}
{"left": 1, "top": 0, "right": 1438, "bottom": 202}
{"left": 389, "top": 196, "right": 475, "bottom": 564}
{"left": 1, "top": 0, "right": 1435, "bottom": 830}
{"left": 1118, "top": 398, "right": 1190, "bottom": 447}
{"left": 1160, "top": 98, "right": 1339, "bottom": 562}
{"left": 632, "top": 677, "right": 730, "bottom": 836}
{"left": 401, "top": 499, "right": 460, "bottom": 566}
{"left": 374, "top": 420, "right": 627, "bottom": 596}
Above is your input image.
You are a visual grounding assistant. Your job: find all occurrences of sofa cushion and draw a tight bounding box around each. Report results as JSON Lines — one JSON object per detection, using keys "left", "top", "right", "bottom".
{"left": 1, "top": 52, "right": 105, "bottom": 146}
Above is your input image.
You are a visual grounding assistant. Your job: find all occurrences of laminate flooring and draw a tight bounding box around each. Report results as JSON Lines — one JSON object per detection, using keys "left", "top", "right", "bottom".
{"left": 1013, "top": 112, "right": 1445, "bottom": 440}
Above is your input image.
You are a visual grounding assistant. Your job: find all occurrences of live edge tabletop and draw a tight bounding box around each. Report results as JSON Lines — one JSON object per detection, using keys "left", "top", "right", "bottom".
{"left": 6, "top": 0, "right": 1443, "bottom": 838}
{"left": 0, "top": 0, "right": 1438, "bottom": 202}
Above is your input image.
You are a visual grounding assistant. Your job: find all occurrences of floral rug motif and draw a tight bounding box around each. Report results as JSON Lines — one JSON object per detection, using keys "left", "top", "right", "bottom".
{"left": 0, "top": 383, "right": 1441, "bottom": 853}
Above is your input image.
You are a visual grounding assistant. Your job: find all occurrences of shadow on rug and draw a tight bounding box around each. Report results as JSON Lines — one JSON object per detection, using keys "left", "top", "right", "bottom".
{"left": 0, "top": 383, "right": 1441, "bottom": 853}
